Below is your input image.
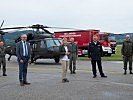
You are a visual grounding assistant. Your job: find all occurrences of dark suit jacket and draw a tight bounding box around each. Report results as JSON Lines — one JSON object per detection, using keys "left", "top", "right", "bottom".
{"left": 88, "top": 41, "right": 103, "bottom": 60}
{"left": 16, "top": 41, "right": 31, "bottom": 61}
{"left": 59, "top": 44, "right": 70, "bottom": 59}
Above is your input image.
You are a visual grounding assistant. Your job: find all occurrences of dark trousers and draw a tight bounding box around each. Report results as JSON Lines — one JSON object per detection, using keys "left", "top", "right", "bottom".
{"left": 18, "top": 58, "right": 28, "bottom": 82}
{"left": 91, "top": 60, "right": 104, "bottom": 76}
{"left": 123, "top": 56, "right": 132, "bottom": 71}
{"left": 0, "top": 57, "right": 6, "bottom": 74}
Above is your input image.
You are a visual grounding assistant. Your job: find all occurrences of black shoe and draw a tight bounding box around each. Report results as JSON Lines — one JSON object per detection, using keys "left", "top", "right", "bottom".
{"left": 70, "top": 71, "right": 73, "bottom": 74}
{"left": 124, "top": 71, "right": 127, "bottom": 75}
{"left": 73, "top": 71, "right": 76, "bottom": 74}
{"left": 129, "top": 71, "right": 133, "bottom": 74}
{"left": 93, "top": 75, "right": 97, "bottom": 78}
{"left": 101, "top": 75, "right": 107, "bottom": 78}
{"left": 65, "top": 79, "right": 69, "bottom": 82}
{"left": 20, "top": 82, "right": 24, "bottom": 86}
{"left": 23, "top": 82, "right": 31, "bottom": 85}
{"left": 3, "top": 74, "right": 7, "bottom": 76}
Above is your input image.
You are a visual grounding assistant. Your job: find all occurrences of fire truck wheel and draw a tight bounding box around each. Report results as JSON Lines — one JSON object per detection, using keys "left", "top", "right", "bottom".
{"left": 107, "top": 53, "right": 111, "bottom": 56}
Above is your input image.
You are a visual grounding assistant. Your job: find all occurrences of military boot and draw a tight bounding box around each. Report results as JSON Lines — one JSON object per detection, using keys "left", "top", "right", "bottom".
{"left": 3, "top": 69, "right": 7, "bottom": 76}
{"left": 129, "top": 70, "right": 133, "bottom": 74}
{"left": 3, "top": 73, "right": 7, "bottom": 76}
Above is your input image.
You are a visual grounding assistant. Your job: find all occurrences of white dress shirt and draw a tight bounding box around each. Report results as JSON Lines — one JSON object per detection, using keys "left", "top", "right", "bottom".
{"left": 62, "top": 46, "right": 69, "bottom": 61}
{"left": 22, "top": 41, "right": 28, "bottom": 56}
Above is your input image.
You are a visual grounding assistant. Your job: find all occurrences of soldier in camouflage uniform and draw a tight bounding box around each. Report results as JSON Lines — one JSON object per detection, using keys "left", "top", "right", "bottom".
{"left": 0, "top": 41, "right": 7, "bottom": 76}
{"left": 68, "top": 37, "right": 78, "bottom": 74}
{"left": 121, "top": 35, "right": 133, "bottom": 75}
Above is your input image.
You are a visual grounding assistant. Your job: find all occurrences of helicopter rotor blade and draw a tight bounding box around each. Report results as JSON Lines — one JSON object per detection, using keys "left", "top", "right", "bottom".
{"left": 0, "top": 26, "right": 28, "bottom": 30}
{"left": 41, "top": 28, "right": 52, "bottom": 34}
{"left": 44, "top": 26, "right": 82, "bottom": 30}
{"left": 0, "top": 20, "right": 4, "bottom": 29}
{"left": 0, "top": 24, "right": 86, "bottom": 32}
{"left": 28, "top": 24, "right": 82, "bottom": 30}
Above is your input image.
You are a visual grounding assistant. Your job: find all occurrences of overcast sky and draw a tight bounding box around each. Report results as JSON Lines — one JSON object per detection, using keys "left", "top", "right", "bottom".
{"left": 0, "top": 0, "right": 133, "bottom": 33}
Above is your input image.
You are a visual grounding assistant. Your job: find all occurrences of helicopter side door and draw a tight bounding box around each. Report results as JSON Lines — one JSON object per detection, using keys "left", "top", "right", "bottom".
{"left": 37, "top": 40, "right": 48, "bottom": 58}
{"left": 30, "top": 40, "right": 48, "bottom": 62}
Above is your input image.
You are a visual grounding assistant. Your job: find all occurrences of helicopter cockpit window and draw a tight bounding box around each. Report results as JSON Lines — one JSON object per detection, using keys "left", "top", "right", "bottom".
{"left": 40, "top": 41, "right": 46, "bottom": 48}
{"left": 54, "top": 39, "right": 61, "bottom": 46}
{"left": 46, "top": 40, "right": 56, "bottom": 47}
{"left": 46, "top": 39, "right": 61, "bottom": 47}
{"left": 58, "top": 39, "right": 62, "bottom": 44}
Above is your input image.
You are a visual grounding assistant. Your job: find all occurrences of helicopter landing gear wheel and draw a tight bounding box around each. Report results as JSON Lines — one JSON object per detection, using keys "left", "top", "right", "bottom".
{"left": 31, "top": 58, "right": 36, "bottom": 64}
{"left": 31, "top": 54, "right": 35, "bottom": 63}
{"left": 54, "top": 57, "right": 60, "bottom": 63}
{"left": 8, "top": 55, "right": 12, "bottom": 61}
{"left": 31, "top": 58, "right": 34, "bottom": 63}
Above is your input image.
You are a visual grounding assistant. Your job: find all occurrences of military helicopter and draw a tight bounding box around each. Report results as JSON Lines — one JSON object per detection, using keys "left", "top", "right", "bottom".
{"left": 0, "top": 21, "right": 78, "bottom": 63}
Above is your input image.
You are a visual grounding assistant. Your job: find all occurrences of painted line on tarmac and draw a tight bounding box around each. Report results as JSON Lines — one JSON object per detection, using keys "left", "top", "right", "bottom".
{"left": 88, "top": 80, "right": 133, "bottom": 87}
{"left": 101, "top": 81, "right": 133, "bottom": 87}
{"left": 7, "top": 67, "right": 133, "bottom": 87}
{"left": 8, "top": 66, "right": 123, "bottom": 75}
{"left": 113, "top": 61, "right": 123, "bottom": 64}
{"left": 8, "top": 66, "right": 61, "bottom": 71}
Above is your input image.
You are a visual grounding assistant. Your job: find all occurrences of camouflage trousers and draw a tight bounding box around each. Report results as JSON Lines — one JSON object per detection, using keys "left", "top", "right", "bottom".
{"left": 123, "top": 56, "right": 132, "bottom": 71}
{"left": 69, "top": 53, "right": 77, "bottom": 72}
{"left": 0, "top": 57, "right": 6, "bottom": 74}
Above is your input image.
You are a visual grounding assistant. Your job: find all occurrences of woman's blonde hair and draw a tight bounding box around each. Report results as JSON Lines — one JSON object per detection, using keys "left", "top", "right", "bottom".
{"left": 62, "top": 37, "right": 67, "bottom": 41}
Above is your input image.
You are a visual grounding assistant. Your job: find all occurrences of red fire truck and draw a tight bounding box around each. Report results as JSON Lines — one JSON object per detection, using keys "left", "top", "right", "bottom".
{"left": 54, "top": 30, "right": 112, "bottom": 56}
{"left": 108, "top": 33, "right": 117, "bottom": 54}
{"left": 99, "top": 32, "right": 117, "bottom": 54}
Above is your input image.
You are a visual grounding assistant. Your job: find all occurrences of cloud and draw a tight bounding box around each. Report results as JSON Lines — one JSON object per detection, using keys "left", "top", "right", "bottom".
{"left": 0, "top": 0, "right": 133, "bottom": 33}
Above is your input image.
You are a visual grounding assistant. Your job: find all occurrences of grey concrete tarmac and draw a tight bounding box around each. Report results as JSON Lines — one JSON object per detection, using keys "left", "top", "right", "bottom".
{"left": 0, "top": 56, "right": 133, "bottom": 100}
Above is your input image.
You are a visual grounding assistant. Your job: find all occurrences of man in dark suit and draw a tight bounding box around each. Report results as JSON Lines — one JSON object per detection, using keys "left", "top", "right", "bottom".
{"left": 16, "top": 34, "right": 31, "bottom": 86}
{"left": 88, "top": 35, "right": 107, "bottom": 78}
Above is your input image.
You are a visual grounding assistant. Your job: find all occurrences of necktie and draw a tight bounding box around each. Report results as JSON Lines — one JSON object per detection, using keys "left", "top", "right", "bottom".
{"left": 24, "top": 41, "right": 28, "bottom": 56}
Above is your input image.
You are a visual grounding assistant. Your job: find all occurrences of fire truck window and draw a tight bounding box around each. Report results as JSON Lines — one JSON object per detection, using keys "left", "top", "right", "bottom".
{"left": 100, "top": 36, "right": 108, "bottom": 40}
{"left": 109, "top": 36, "right": 115, "bottom": 41}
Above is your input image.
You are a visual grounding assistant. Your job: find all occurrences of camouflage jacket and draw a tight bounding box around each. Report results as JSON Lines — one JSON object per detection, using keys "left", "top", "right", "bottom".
{"left": 0, "top": 47, "right": 6, "bottom": 57}
{"left": 67, "top": 42, "right": 78, "bottom": 55}
{"left": 121, "top": 40, "right": 133, "bottom": 56}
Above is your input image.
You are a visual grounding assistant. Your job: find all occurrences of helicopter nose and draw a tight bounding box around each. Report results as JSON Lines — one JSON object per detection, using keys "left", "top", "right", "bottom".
{"left": 53, "top": 46, "right": 60, "bottom": 54}
{"left": 48, "top": 48, "right": 54, "bottom": 53}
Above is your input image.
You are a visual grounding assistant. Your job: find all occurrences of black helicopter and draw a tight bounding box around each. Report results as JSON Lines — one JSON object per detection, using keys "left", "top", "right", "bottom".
{"left": 0, "top": 21, "right": 77, "bottom": 63}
